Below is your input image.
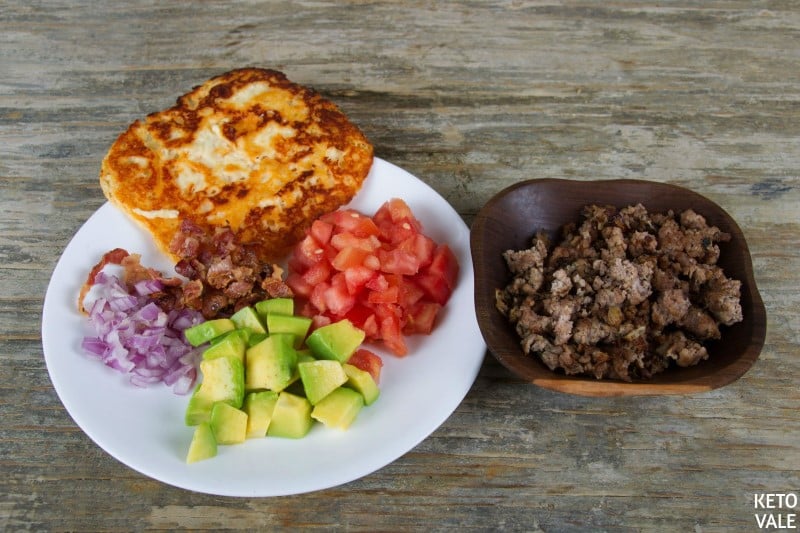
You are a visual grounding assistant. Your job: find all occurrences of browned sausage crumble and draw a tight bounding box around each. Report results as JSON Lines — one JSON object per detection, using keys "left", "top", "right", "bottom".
{"left": 495, "top": 204, "right": 743, "bottom": 381}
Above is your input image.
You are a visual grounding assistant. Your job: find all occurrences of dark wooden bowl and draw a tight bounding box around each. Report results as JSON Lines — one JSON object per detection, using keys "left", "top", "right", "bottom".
{"left": 471, "top": 179, "right": 766, "bottom": 397}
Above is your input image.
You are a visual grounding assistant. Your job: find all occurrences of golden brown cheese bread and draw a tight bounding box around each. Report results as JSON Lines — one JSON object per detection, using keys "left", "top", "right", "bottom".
{"left": 100, "top": 68, "right": 373, "bottom": 261}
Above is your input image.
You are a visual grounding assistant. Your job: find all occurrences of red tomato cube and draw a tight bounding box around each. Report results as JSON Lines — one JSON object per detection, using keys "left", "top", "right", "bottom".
{"left": 426, "top": 244, "right": 459, "bottom": 290}
{"left": 332, "top": 246, "right": 370, "bottom": 271}
{"left": 343, "top": 265, "right": 376, "bottom": 294}
{"left": 403, "top": 301, "right": 442, "bottom": 335}
{"left": 310, "top": 219, "right": 334, "bottom": 245}
{"left": 378, "top": 248, "right": 421, "bottom": 276}
{"left": 347, "top": 348, "right": 384, "bottom": 383}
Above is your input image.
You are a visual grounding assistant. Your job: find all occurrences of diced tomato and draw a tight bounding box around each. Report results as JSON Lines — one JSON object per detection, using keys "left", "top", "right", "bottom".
{"left": 403, "top": 301, "right": 441, "bottom": 335}
{"left": 324, "top": 274, "right": 356, "bottom": 316}
{"left": 310, "top": 219, "right": 334, "bottom": 245}
{"left": 426, "top": 244, "right": 459, "bottom": 291}
{"left": 374, "top": 198, "right": 422, "bottom": 228}
{"left": 329, "top": 209, "right": 381, "bottom": 237}
{"left": 287, "top": 198, "right": 459, "bottom": 357}
{"left": 286, "top": 272, "right": 312, "bottom": 298}
{"left": 347, "top": 348, "right": 384, "bottom": 383}
{"left": 378, "top": 218, "right": 419, "bottom": 244}
{"left": 398, "top": 233, "right": 435, "bottom": 268}
{"left": 294, "top": 234, "right": 325, "bottom": 267}
{"left": 332, "top": 246, "right": 370, "bottom": 271}
{"left": 378, "top": 248, "right": 420, "bottom": 276}
{"left": 299, "top": 301, "right": 317, "bottom": 318}
{"left": 367, "top": 284, "right": 399, "bottom": 304}
{"left": 330, "top": 232, "right": 381, "bottom": 252}
{"left": 364, "top": 254, "right": 381, "bottom": 270}
{"left": 373, "top": 300, "right": 402, "bottom": 318}
{"left": 344, "top": 303, "right": 373, "bottom": 327}
{"left": 362, "top": 314, "right": 379, "bottom": 339}
{"left": 302, "top": 260, "right": 332, "bottom": 285}
{"left": 412, "top": 272, "right": 451, "bottom": 305}
{"left": 310, "top": 313, "right": 332, "bottom": 331}
{"left": 344, "top": 304, "right": 380, "bottom": 339}
{"left": 399, "top": 280, "right": 426, "bottom": 309}
{"left": 379, "top": 315, "right": 407, "bottom": 356}
{"left": 343, "top": 265, "right": 376, "bottom": 294}
{"left": 310, "top": 281, "right": 330, "bottom": 313}
{"left": 366, "top": 274, "right": 389, "bottom": 292}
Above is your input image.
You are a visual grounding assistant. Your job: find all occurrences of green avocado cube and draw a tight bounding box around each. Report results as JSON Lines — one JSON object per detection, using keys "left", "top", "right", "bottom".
{"left": 342, "top": 363, "right": 380, "bottom": 406}
{"left": 267, "top": 391, "right": 313, "bottom": 439}
{"left": 185, "top": 387, "right": 213, "bottom": 426}
{"left": 285, "top": 349, "right": 318, "bottom": 388}
{"left": 184, "top": 318, "right": 236, "bottom": 346}
{"left": 230, "top": 306, "right": 267, "bottom": 334}
{"left": 305, "top": 319, "right": 365, "bottom": 363}
{"left": 311, "top": 387, "right": 364, "bottom": 430}
{"left": 296, "top": 349, "right": 316, "bottom": 364}
{"left": 202, "top": 329, "right": 247, "bottom": 363}
{"left": 243, "top": 390, "right": 279, "bottom": 438}
{"left": 246, "top": 332, "right": 268, "bottom": 347}
{"left": 186, "top": 422, "right": 217, "bottom": 463}
{"left": 185, "top": 355, "right": 245, "bottom": 425}
{"left": 298, "top": 360, "right": 348, "bottom": 405}
{"left": 245, "top": 333, "right": 297, "bottom": 392}
{"left": 209, "top": 402, "right": 248, "bottom": 445}
{"left": 266, "top": 314, "right": 312, "bottom": 347}
{"left": 255, "top": 298, "right": 294, "bottom": 319}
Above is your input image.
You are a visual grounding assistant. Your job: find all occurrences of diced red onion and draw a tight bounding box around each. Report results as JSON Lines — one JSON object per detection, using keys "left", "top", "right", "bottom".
{"left": 134, "top": 278, "right": 164, "bottom": 296}
{"left": 81, "top": 272, "right": 204, "bottom": 394}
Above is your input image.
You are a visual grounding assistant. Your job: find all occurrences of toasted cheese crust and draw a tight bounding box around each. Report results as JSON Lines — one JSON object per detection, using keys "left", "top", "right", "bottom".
{"left": 100, "top": 68, "right": 373, "bottom": 261}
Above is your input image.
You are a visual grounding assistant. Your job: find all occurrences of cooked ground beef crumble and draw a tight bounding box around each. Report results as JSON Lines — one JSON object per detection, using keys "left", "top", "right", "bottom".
{"left": 495, "top": 203, "right": 743, "bottom": 381}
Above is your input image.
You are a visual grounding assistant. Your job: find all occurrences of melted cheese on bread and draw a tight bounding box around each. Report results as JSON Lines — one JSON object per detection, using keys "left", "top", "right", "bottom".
{"left": 100, "top": 68, "right": 373, "bottom": 261}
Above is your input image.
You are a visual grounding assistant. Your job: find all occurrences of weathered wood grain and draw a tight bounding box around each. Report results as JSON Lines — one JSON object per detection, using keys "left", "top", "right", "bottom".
{"left": 2, "top": 1, "right": 799, "bottom": 531}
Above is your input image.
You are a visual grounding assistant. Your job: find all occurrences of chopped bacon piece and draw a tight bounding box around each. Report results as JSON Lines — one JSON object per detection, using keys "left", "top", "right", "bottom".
{"left": 78, "top": 248, "right": 130, "bottom": 313}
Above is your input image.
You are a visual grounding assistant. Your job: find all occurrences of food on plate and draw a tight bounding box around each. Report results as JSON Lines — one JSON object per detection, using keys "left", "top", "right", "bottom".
{"left": 99, "top": 67, "right": 374, "bottom": 263}
{"left": 310, "top": 387, "right": 364, "bottom": 429}
{"left": 186, "top": 423, "right": 217, "bottom": 464}
{"left": 169, "top": 218, "right": 293, "bottom": 318}
{"left": 286, "top": 198, "right": 460, "bottom": 356}
{"left": 495, "top": 203, "right": 743, "bottom": 381}
{"left": 182, "top": 299, "right": 381, "bottom": 462}
{"left": 305, "top": 320, "right": 366, "bottom": 362}
{"left": 79, "top": 249, "right": 204, "bottom": 394}
{"left": 77, "top": 228, "right": 294, "bottom": 392}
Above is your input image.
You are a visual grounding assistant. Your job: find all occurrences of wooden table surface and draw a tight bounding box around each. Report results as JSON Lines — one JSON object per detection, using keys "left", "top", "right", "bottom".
{"left": 2, "top": 1, "right": 798, "bottom": 531}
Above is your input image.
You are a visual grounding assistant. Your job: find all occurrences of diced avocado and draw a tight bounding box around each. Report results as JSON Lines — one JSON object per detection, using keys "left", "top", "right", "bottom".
{"left": 246, "top": 332, "right": 268, "bottom": 347}
{"left": 305, "top": 319, "right": 365, "bottom": 363}
{"left": 298, "top": 360, "right": 348, "bottom": 405}
{"left": 202, "top": 329, "right": 247, "bottom": 363}
{"left": 243, "top": 390, "right": 279, "bottom": 439}
{"left": 230, "top": 306, "right": 267, "bottom": 334}
{"left": 186, "top": 422, "right": 217, "bottom": 463}
{"left": 296, "top": 349, "right": 316, "bottom": 364}
{"left": 285, "top": 349, "right": 318, "bottom": 389}
{"left": 267, "top": 391, "right": 313, "bottom": 439}
{"left": 245, "top": 333, "right": 297, "bottom": 392}
{"left": 311, "top": 387, "right": 364, "bottom": 430}
{"left": 255, "top": 298, "right": 294, "bottom": 318}
{"left": 185, "top": 356, "right": 245, "bottom": 425}
{"left": 184, "top": 318, "right": 236, "bottom": 346}
{"left": 266, "top": 314, "right": 312, "bottom": 347}
{"left": 209, "top": 402, "right": 248, "bottom": 445}
{"left": 342, "top": 363, "right": 380, "bottom": 406}
{"left": 184, "top": 387, "right": 214, "bottom": 426}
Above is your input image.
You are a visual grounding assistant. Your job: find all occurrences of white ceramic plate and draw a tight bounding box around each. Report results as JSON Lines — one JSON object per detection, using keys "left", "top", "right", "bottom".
{"left": 42, "top": 157, "right": 485, "bottom": 497}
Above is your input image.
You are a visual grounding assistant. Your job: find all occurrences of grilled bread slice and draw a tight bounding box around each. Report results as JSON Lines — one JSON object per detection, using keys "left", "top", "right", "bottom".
{"left": 100, "top": 68, "right": 373, "bottom": 261}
